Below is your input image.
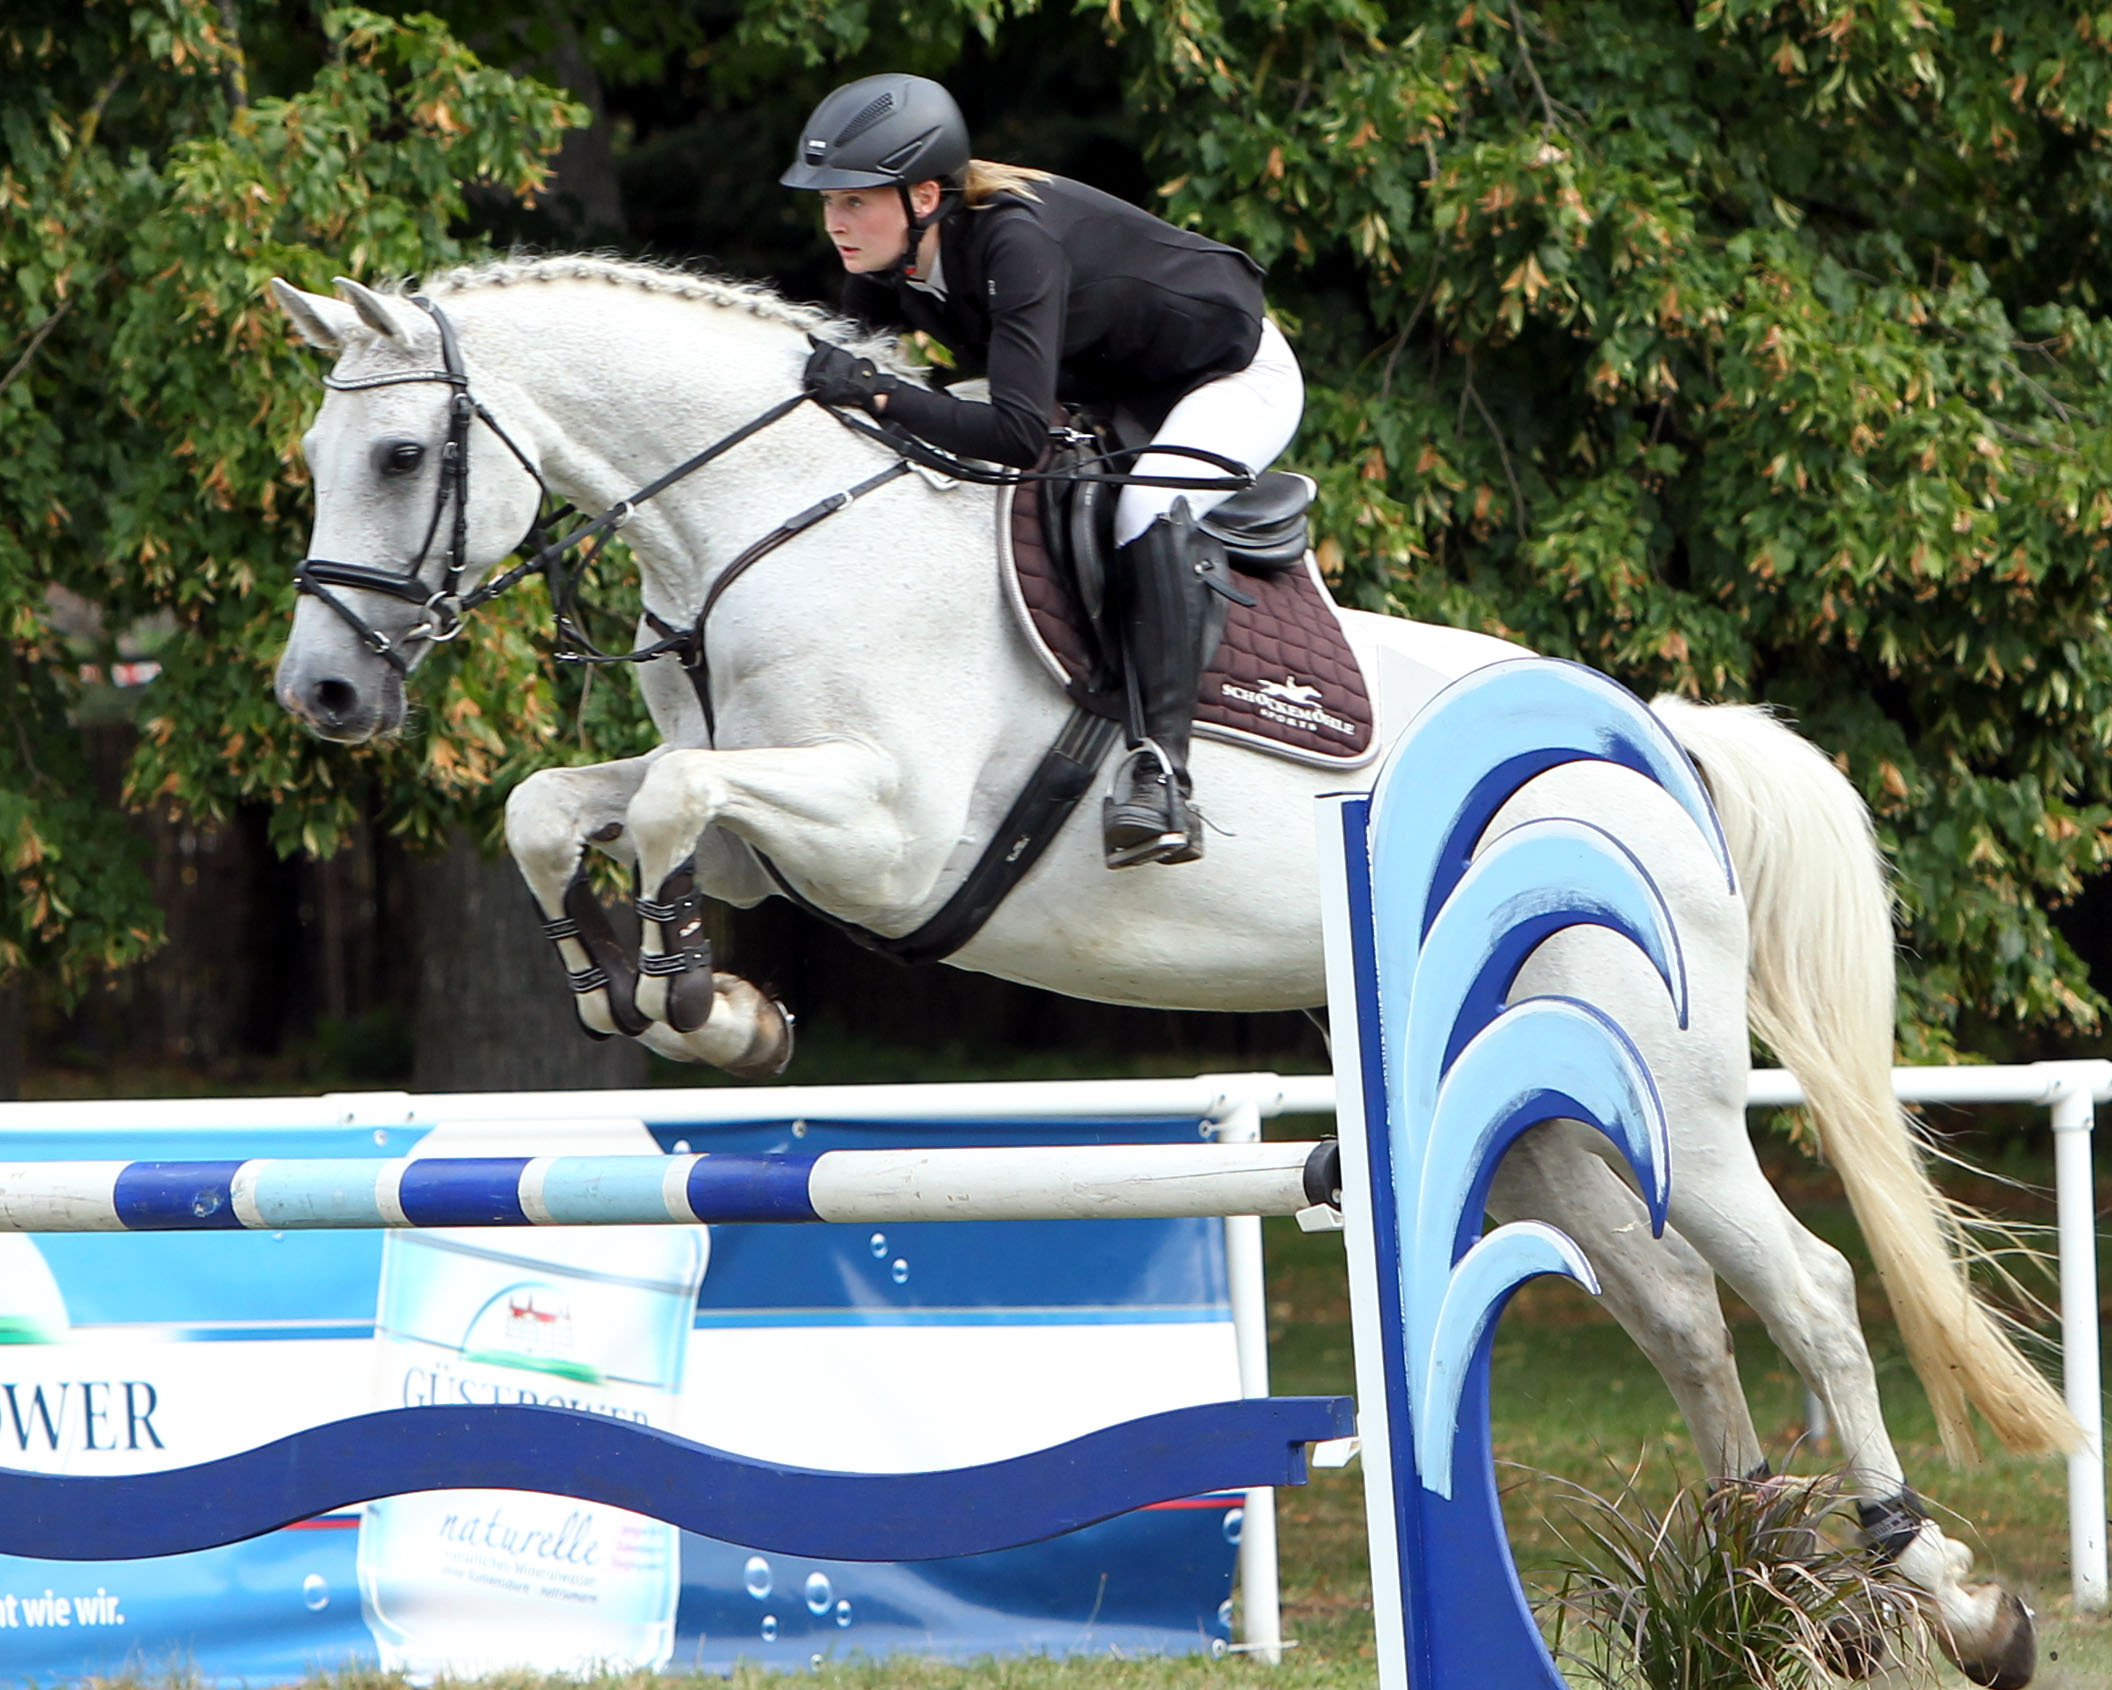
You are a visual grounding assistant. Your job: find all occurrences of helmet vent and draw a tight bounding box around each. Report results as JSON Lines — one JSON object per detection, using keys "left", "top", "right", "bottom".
{"left": 833, "top": 92, "right": 896, "bottom": 148}
{"left": 878, "top": 128, "right": 939, "bottom": 174}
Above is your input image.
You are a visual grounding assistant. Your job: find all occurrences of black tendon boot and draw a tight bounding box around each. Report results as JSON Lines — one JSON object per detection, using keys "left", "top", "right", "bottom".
{"left": 1102, "top": 501, "right": 1242, "bottom": 868}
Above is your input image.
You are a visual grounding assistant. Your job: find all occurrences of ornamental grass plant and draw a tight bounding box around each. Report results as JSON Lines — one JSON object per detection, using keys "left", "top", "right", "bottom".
{"left": 1539, "top": 1464, "right": 1936, "bottom": 1690}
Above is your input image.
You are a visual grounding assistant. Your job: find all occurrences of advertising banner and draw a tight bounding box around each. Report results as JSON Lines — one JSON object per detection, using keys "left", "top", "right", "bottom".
{"left": 0, "top": 1111, "right": 1245, "bottom": 1684}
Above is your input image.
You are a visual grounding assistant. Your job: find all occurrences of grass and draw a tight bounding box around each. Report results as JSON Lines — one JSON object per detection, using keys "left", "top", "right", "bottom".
{"left": 1540, "top": 1471, "right": 1932, "bottom": 1690}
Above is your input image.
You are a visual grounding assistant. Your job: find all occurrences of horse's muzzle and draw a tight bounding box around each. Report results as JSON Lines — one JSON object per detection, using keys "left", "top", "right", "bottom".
{"left": 275, "top": 661, "right": 405, "bottom": 743}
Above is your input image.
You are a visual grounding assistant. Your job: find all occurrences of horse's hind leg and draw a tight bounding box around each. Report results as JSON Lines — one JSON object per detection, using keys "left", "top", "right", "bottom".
{"left": 1489, "top": 1124, "right": 1766, "bottom": 1481}
{"left": 1659, "top": 1123, "right": 2036, "bottom": 1688}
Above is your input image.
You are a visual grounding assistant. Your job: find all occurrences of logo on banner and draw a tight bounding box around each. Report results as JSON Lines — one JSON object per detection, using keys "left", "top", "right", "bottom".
{"left": 0, "top": 1381, "right": 166, "bottom": 1456}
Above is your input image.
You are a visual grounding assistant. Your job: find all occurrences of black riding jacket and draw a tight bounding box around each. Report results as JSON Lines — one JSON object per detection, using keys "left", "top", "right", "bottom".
{"left": 840, "top": 175, "right": 1266, "bottom": 468}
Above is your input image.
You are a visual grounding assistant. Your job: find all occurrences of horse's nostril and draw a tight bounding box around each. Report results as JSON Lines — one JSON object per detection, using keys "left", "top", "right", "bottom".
{"left": 312, "top": 678, "right": 359, "bottom": 722}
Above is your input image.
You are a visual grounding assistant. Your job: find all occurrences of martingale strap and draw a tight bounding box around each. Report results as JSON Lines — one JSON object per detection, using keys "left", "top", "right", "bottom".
{"left": 755, "top": 706, "right": 1121, "bottom": 966}
{"left": 635, "top": 458, "right": 912, "bottom": 745}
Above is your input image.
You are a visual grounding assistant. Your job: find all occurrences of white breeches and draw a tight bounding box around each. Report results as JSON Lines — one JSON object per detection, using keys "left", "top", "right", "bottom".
{"left": 1114, "top": 318, "right": 1305, "bottom": 546}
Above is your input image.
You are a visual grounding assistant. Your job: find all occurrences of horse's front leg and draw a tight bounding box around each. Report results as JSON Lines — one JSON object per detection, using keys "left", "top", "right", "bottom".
{"left": 626, "top": 741, "right": 914, "bottom": 1072}
{"left": 503, "top": 751, "right": 670, "bottom": 1042}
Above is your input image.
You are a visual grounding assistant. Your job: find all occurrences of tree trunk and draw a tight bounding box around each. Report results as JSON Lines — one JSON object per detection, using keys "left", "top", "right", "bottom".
{"left": 411, "top": 830, "right": 646, "bottom": 1092}
{"left": 535, "top": 5, "right": 624, "bottom": 239}
{"left": 0, "top": 979, "right": 23, "bottom": 1101}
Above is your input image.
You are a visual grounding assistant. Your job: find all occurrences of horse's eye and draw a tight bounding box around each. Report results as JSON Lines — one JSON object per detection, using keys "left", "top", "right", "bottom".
{"left": 379, "top": 441, "right": 425, "bottom": 477}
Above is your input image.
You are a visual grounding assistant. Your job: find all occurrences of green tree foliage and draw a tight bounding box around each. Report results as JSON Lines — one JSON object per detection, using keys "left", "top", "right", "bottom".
{"left": 12, "top": 0, "right": 2112, "bottom": 1056}
{"left": 1110, "top": 0, "right": 2112, "bottom": 1050}
{"left": 1, "top": 2, "right": 589, "bottom": 988}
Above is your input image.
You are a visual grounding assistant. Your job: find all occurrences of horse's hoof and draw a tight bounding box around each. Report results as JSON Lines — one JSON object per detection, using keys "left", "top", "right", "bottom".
{"left": 1817, "top": 1611, "right": 1888, "bottom": 1680}
{"left": 721, "top": 993, "right": 795, "bottom": 1080}
{"left": 1944, "top": 1589, "right": 2035, "bottom": 1689}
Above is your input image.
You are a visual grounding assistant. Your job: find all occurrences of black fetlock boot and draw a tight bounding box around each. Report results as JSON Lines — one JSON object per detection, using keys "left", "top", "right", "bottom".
{"left": 1101, "top": 502, "right": 1245, "bottom": 868}
{"left": 539, "top": 859, "right": 649, "bottom": 1039}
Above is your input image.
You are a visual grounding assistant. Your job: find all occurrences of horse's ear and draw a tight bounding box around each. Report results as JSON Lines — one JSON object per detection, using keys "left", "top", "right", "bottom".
{"left": 331, "top": 276, "right": 418, "bottom": 346}
{"left": 270, "top": 278, "right": 359, "bottom": 351}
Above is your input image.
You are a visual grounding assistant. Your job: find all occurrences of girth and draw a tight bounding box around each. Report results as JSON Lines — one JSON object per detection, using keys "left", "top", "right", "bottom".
{"left": 753, "top": 707, "right": 1121, "bottom": 967}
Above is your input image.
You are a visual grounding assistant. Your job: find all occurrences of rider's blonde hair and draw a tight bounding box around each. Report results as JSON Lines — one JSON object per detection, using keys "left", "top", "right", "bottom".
{"left": 961, "top": 160, "right": 1052, "bottom": 207}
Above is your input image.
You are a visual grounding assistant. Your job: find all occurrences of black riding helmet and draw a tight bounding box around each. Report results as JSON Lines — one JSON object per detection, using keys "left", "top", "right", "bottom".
{"left": 781, "top": 74, "right": 971, "bottom": 273}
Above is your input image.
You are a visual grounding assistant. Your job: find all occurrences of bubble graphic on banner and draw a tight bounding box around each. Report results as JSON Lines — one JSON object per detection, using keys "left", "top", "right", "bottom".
{"left": 804, "top": 1572, "right": 832, "bottom": 1614}
{"left": 1216, "top": 1598, "right": 1234, "bottom": 1631}
{"left": 302, "top": 1575, "right": 330, "bottom": 1611}
{"left": 867, "top": 1232, "right": 887, "bottom": 1258}
{"left": 743, "top": 1555, "right": 773, "bottom": 1599}
{"left": 834, "top": 1600, "right": 853, "bottom": 1628}
{"left": 1222, "top": 1508, "right": 1243, "bottom": 1545}
{"left": 890, "top": 1258, "right": 909, "bottom": 1285}
{"left": 760, "top": 1615, "right": 779, "bottom": 1643}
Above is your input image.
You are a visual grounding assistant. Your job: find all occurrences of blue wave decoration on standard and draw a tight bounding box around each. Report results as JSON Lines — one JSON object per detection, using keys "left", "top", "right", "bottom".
{"left": 1331, "top": 657, "right": 1734, "bottom": 1690}
{"left": 0, "top": 1396, "right": 1352, "bottom": 1563}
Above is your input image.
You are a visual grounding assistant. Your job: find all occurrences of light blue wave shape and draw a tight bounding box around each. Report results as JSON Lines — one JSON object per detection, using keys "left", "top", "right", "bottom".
{"left": 1369, "top": 658, "right": 1734, "bottom": 949}
{"left": 1363, "top": 660, "right": 1713, "bottom": 1502}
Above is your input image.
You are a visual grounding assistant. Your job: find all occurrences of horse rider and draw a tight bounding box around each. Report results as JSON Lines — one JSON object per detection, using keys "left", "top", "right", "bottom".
{"left": 784, "top": 73, "right": 1305, "bottom": 868}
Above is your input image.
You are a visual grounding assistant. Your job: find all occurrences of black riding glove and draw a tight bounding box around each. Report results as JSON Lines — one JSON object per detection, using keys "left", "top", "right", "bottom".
{"left": 803, "top": 336, "right": 896, "bottom": 412}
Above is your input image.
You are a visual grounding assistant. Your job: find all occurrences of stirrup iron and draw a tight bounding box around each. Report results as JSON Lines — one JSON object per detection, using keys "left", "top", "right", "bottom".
{"left": 1102, "top": 741, "right": 1197, "bottom": 869}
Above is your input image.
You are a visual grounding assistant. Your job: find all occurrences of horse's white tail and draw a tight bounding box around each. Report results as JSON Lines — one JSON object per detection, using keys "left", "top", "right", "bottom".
{"left": 1653, "top": 695, "right": 2079, "bottom": 1461}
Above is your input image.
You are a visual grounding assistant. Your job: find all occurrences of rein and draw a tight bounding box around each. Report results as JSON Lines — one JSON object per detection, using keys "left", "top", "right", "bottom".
{"left": 294, "top": 295, "right": 1254, "bottom": 723}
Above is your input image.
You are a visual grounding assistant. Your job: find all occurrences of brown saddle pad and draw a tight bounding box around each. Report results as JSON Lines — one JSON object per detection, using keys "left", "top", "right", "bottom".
{"left": 999, "top": 481, "right": 1376, "bottom": 767}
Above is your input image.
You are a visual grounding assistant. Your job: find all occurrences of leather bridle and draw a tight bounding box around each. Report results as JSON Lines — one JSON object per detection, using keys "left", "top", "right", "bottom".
{"left": 293, "top": 293, "right": 812, "bottom": 681}
{"left": 295, "top": 296, "right": 552, "bottom": 674}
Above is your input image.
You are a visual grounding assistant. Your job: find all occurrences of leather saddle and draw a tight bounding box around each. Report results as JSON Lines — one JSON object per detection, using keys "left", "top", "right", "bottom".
{"left": 1006, "top": 416, "right": 1376, "bottom": 766}
{"left": 1039, "top": 418, "right": 1311, "bottom": 685}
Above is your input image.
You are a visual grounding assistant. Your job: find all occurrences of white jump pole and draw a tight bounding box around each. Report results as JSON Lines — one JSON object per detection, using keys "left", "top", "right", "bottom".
{"left": 0, "top": 1140, "right": 1336, "bottom": 1233}
{"left": 1218, "top": 1093, "right": 1284, "bottom": 1663}
{"left": 2051, "top": 1071, "right": 2109, "bottom": 1612}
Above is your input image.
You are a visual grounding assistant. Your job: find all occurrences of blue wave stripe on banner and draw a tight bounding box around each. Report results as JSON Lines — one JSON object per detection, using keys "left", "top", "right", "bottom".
{"left": 0, "top": 1397, "right": 1353, "bottom": 1563}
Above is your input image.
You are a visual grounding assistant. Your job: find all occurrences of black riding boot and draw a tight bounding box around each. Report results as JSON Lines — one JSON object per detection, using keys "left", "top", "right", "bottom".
{"left": 1102, "top": 503, "right": 1236, "bottom": 868}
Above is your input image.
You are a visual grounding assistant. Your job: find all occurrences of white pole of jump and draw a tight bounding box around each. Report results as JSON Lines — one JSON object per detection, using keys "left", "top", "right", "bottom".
{"left": 1217, "top": 1092, "right": 1284, "bottom": 1663}
{"left": 2051, "top": 1072, "right": 2109, "bottom": 1612}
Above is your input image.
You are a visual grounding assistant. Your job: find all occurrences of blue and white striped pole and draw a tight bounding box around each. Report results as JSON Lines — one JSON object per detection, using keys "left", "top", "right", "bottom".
{"left": 0, "top": 1141, "right": 1339, "bottom": 1233}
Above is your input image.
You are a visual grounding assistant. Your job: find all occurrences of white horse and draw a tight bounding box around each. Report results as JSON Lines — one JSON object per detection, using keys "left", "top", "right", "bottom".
{"left": 269, "top": 258, "right": 2073, "bottom": 1685}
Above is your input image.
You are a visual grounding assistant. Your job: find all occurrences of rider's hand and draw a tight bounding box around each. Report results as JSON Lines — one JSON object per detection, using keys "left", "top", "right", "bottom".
{"left": 803, "top": 336, "right": 896, "bottom": 413}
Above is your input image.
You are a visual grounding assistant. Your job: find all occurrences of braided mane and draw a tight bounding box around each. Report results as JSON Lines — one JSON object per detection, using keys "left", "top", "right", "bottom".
{"left": 410, "top": 254, "right": 915, "bottom": 373}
